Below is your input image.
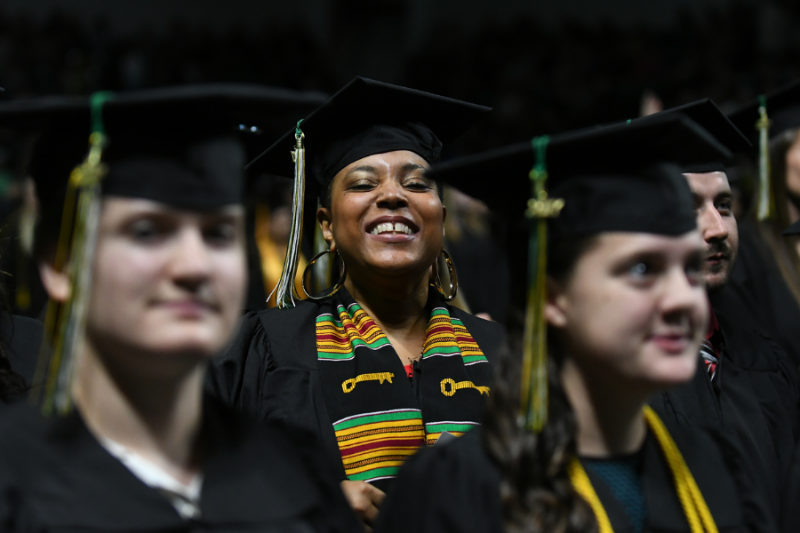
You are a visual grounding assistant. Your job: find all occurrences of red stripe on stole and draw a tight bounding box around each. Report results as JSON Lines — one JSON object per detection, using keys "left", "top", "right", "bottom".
{"left": 340, "top": 437, "right": 425, "bottom": 457}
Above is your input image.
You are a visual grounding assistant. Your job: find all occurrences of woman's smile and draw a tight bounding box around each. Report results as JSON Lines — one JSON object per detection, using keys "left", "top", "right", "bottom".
{"left": 648, "top": 332, "right": 692, "bottom": 355}
{"left": 366, "top": 215, "right": 419, "bottom": 242}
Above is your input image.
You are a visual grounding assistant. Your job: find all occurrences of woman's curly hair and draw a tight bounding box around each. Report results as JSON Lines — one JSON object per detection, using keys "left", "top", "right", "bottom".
{"left": 482, "top": 236, "right": 598, "bottom": 533}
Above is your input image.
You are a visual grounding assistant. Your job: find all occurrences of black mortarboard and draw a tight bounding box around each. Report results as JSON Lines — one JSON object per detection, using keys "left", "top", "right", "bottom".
{"left": 246, "top": 76, "right": 492, "bottom": 188}
{"left": 0, "top": 84, "right": 327, "bottom": 211}
{"left": 728, "top": 80, "right": 800, "bottom": 141}
{"left": 252, "top": 77, "right": 491, "bottom": 309}
{"left": 428, "top": 112, "right": 732, "bottom": 231}
{"left": 426, "top": 113, "right": 729, "bottom": 433}
{"left": 634, "top": 99, "right": 751, "bottom": 173}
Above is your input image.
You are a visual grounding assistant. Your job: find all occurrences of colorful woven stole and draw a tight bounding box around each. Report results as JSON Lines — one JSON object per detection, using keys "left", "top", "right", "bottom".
{"left": 316, "top": 288, "right": 492, "bottom": 483}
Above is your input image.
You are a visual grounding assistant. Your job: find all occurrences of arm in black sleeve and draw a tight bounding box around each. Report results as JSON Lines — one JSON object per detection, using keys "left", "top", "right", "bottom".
{"left": 205, "top": 311, "right": 272, "bottom": 418}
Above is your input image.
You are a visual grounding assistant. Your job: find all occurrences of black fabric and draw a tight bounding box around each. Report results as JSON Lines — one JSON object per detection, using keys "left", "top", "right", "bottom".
{"left": 649, "top": 308, "right": 800, "bottom": 525}
{"left": 245, "top": 77, "right": 491, "bottom": 187}
{"left": 710, "top": 219, "right": 800, "bottom": 368}
{"left": 205, "top": 296, "right": 505, "bottom": 494}
{"left": 425, "top": 113, "right": 729, "bottom": 230}
{"left": 374, "top": 424, "right": 775, "bottom": 533}
{"left": 633, "top": 98, "right": 751, "bottom": 173}
{"left": 100, "top": 137, "right": 246, "bottom": 209}
{"left": 0, "top": 394, "right": 361, "bottom": 532}
{"left": 0, "top": 314, "right": 43, "bottom": 388}
{"left": 548, "top": 165, "right": 696, "bottom": 240}
{"left": 312, "top": 122, "right": 442, "bottom": 186}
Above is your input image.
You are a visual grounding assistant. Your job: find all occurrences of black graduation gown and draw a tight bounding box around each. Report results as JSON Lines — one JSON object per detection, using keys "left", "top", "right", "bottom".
{"left": 650, "top": 310, "right": 800, "bottom": 524}
{"left": 0, "top": 395, "right": 361, "bottom": 533}
{"left": 710, "top": 219, "right": 800, "bottom": 368}
{"left": 374, "top": 425, "right": 776, "bottom": 533}
{"left": 206, "top": 298, "right": 505, "bottom": 493}
{"left": 1, "top": 314, "right": 44, "bottom": 387}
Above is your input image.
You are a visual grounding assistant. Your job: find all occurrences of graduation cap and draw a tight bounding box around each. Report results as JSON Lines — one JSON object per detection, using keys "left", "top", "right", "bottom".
{"left": 426, "top": 113, "right": 731, "bottom": 433}
{"left": 634, "top": 99, "right": 751, "bottom": 173}
{"left": 0, "top": 84, "right": 326, "bottom": 414}
{"left": 247, "top": 76, "right": 491, "bottom": 309}
{"left": 727, "top": 81, "right": 800, "bottom": 221}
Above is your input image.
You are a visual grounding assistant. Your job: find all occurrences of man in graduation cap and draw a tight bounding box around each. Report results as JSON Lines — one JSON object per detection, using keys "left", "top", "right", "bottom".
{"left": 630, "top": 99, "right": 800, "bottom": 526}
{"left": 0, "top": 85, "right": 361, "bottom": 532}
{"left": 207, "top": 77, "right": 505, "bottom": 528}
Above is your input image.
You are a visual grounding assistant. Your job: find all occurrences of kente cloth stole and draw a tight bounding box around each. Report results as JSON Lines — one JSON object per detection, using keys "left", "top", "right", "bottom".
{"left": 316, "top": 289, "right": 492, "bottom": 483}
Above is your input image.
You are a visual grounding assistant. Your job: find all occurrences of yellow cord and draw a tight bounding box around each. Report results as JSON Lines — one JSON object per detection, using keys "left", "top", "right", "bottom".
{"left": 568, "top": 407, "right": 718, "bottom": 533}
{"left": 568, "top": 457, "right": 614, "bottom": 533}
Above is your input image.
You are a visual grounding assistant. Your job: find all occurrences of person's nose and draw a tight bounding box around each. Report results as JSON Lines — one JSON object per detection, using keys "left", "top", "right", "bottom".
{"left": 699, "top": 203, "right": 728, "bottom": 244}
{"left": 661, "top": 266, "right": 706, "bottom": 326}
{"left": 375, "top": 179, "right": 409, "bottom": 210}
{"left": 168, "top": 228, "right": 213, "bottom": 291}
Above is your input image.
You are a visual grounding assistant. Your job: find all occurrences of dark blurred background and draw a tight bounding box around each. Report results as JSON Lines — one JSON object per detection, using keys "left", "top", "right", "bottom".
{"left": 1, "top": 0, "right": 799, "bottom": 322}
{"left": 2, "top": 0, "right": 800, "bottom": 148}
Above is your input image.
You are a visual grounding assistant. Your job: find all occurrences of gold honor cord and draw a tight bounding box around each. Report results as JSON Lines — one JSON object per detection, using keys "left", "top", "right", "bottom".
{"left": 756, "top": 95, "right": 775, "bottom": 222}
{"left": 568, "top": 407, "right": 718, "bottom": 533}
{"left": 32, "top": 92, "right": 114, "bottom": 415}
{"left": 272, "top": 120, "right": 306, "bottom": 309}
{"left": 520, "top": 135, "right": 564, "bottom": 433}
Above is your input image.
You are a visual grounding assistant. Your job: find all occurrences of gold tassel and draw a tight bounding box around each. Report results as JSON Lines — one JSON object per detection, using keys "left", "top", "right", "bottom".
{"left": 273, "top": 121, "right": 306, "bottom": 309}
{"left": 520, "top": 135, "right": 564, "bottom": 432}
{"left": 756, "top": 95, "right": 775, "bottom": 222}
{"left": 31, "top": 92, "right": 113, "bottom": 415}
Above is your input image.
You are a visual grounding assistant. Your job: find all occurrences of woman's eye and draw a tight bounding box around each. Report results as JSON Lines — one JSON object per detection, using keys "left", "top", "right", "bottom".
{"left": 348, "top": 180, "right": 376, "bottom": 191}
{"left": 404, "top": 179, "right": 432, "bottom": 191}
{"left": 127, "top": 220, "right": 163, "bottom": 242}
{"left": 205, "top": 224, "right": 237, "bottom": 245}
{"left": 717, "top": 200, "right": 733, "bottom": 214}
{"left": 628, "top": 262, "right": 650, "bottom": 278}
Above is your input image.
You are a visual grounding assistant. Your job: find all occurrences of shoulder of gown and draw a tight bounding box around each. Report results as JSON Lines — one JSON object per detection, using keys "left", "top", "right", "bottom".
{"left": 205, "top": 301, "right": 321, "bottom": 414}
{"left": 376, "top": 428, "right": 504, "bottom": 533}
{"left": 662, "top": 417, "right": 778, "bottom": 533}
{"left": 0, "top": 396, "right": 362, "bottom": 532}
{"left": 715, "top": 309, "right": 800, "bottom": 441}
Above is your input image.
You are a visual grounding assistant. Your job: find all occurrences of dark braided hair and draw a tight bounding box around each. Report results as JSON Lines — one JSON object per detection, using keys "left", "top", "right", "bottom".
{"left": 482, "top": 236, "right": 598, "bottom": 533}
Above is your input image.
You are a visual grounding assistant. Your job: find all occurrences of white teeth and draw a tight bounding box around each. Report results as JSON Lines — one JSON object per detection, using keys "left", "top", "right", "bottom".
{"left": 370, "top": 222, "right": 413, "bottom": 235}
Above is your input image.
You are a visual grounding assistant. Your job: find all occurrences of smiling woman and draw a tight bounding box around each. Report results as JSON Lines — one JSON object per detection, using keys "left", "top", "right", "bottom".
{"left": 0, "top": 86, "right": 361, "bottom": 532}
{"left": 207, "top": 77, "right": 505, "bottom": 528}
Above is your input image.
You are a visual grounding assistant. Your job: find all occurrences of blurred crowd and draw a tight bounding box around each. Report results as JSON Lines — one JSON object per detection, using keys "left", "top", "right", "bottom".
{"left": 1, "top": 2, "right": 800, "bottom": 148}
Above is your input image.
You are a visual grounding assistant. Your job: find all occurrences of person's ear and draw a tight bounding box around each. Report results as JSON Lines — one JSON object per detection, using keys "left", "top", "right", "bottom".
{"left": 544, "top": 277, "right": 569, "bottom": 328}
{"left": 317, "top": 207, "right": 335, "bottom": 250}
{"left": 39, "top": 261, "right": 70, "bottom": 303}
{"left": 441, "top": 204, "right": 447, "bottom": 238}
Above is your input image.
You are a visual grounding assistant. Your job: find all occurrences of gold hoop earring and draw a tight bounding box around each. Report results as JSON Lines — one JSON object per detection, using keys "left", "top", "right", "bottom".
{"left": 432, "top": 249, "right": 458, "bottom": 302}
{"left": 301, "top": 249, "right": 347, "bottom": 301}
